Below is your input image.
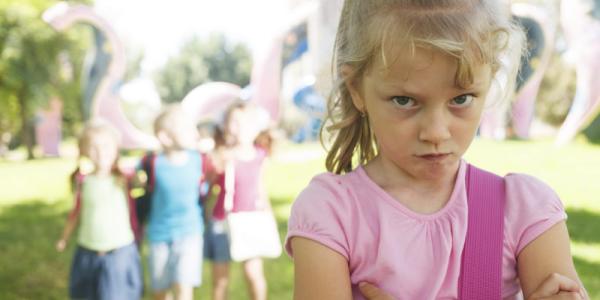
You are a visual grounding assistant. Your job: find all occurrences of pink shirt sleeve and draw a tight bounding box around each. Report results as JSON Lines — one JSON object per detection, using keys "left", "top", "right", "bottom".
{"left": 285, "top": 173, "right": 352, "bottom": 260}
{"left": 504, "top": 173, "right": 568, "bottom": 256}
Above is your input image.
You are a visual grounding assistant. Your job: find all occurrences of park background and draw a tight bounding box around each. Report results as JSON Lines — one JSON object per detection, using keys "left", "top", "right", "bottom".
{"left": 1, "top": 0, "right": 600, "bottom": 299}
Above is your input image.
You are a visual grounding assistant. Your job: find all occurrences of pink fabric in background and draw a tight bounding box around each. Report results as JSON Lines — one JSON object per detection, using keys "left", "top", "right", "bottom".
{"left": 35, "top": 98, "right": 62, "bottom": 157}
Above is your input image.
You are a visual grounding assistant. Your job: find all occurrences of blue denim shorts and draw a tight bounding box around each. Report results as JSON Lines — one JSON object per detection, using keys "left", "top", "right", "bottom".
{"left": 148, "top": 233, "right": 203, "bottom": 291}
{"left": 204, "top": 219, "right": 231, "bottom": 262}
{"left": 69, "top": 243, "right": 142, "bottom": 300}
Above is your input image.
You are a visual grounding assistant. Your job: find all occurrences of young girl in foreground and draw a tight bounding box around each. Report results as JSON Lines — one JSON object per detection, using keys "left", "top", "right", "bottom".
{"left": 56, "top": 121, "right": 142, "bottom": 299}
{"left": 285, "top": 0, "right": 587, "bottom": 299}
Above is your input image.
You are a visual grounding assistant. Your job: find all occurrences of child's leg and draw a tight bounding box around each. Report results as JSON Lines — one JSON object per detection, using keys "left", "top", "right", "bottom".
{"left": 69, "top": 247, "right": 101, "bottom": 299}
{"left": 98, "top": 243, "right": 143, "bottom": 300}
{"left": 205, "top": 219, "right": 232, "bottom": 300}
{"left": 149, "top": 241, "right": 175, "bottom": 299}
{"left": 153, "top": 291, "right": 172, "bottom": 300}
{"left": 212, "top": 262, "right": 230, "bottom": 300}
{"left": 172, "top": 234, "right": 202, "bottom": 298}
{"left": 173, "top": 283, "right": 193, "bottom": 300}
{"left": 242, "top": 258, "right": 267, "bottom": 300}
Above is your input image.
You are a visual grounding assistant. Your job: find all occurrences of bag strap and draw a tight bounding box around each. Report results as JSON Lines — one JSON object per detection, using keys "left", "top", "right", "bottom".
{"left": 142, "top": 152, "right": 156, "bottom": 193}
{"left": 223, "top": 159, "right": 235, "bottom": 214}
{"left": 458, "top": 164, "right": 506, "bottom": 300}
{"left": 125, "top": 176, "right": 142, "bottom": 243}
{"left": 68, "top": 170, "right": 85, "bottom": 220}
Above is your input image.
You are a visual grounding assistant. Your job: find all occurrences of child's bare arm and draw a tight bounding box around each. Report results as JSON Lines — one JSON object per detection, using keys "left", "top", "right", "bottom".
{"left": 56, "top": 211, "right": 79, "bottom": 252}
{"left": 517, "top": 221, "right": 588, "bottom": 299}
{"left": 291, "top": 237, "right": 353, "bottom": 300}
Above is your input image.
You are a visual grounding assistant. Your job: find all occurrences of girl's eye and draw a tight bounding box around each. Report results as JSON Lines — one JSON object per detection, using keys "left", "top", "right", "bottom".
{"left": 450, "top": 94, "right": 475, "bottom": 107}
{"left": 391, "top": 96, "right": 417, "bottom": 108}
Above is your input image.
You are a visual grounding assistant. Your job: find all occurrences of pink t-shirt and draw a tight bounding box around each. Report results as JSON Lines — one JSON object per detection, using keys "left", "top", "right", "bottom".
{"left": 211, "top": 148, "right": 267, "bottom": 220}
{"left": 285, "top": 160, "right": 567, "bottom": 300}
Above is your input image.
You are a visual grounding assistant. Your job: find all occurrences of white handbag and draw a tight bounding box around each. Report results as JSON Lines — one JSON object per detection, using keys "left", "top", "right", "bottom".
{"left": 224, "top": 161, "right": 282, "bottom": 262}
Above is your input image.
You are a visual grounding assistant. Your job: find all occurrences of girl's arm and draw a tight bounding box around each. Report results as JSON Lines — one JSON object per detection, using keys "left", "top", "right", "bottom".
{"left": 56, "top": 210, "right": 79, "bottom": 252}
{"left": 57, "top": 176, "right": 83, "bottom": 252}
{"left": 259, "top": 162, "right": 272, "bottom": 211}
{"left": 517, "top": 221, "right": 588, "bottom": 299}
{"left": 291, "top": 237, "right": 353, "bottom": 300}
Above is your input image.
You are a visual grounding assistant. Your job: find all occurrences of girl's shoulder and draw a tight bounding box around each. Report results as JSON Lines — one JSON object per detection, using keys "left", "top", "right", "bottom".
{"left": 287, "top": 171, "right": 361, "bottom": 259}
{"left": 304, "top": 170, "right": 356, "bottom": 192}
{"left": 292, "top": 170, "right": 361, "bottom": 212}
{"left": 502, "top": 172, "right": 567, "bottom": 255}
{"left": 503, "top": 172, "right": 562, "bottom": 205}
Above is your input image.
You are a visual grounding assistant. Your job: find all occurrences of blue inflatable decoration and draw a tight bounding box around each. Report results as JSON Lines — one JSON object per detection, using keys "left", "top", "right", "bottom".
{"left": 291, "top": 84, "right": 325, "bottom": 142}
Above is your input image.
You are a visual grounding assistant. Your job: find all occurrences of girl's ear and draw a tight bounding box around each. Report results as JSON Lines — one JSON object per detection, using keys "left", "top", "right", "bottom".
{"left": 340, "top": 64, "right": 366, "bottom": 114}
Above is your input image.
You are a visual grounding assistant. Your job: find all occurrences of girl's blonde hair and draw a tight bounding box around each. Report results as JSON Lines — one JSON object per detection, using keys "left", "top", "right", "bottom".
{"left": 322, "top": 0, "right": 526, "bottom": 174}
{"left": 153, "top": 103, "right": 186, "bottom": 135}
{"left": 216, "top": 100, "right": 277, "bottom": 155}
{"left": 76, "top": 120, "right": 123, "bottom": 179}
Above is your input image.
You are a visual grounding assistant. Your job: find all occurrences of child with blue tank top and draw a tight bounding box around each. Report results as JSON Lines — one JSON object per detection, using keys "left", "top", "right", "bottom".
{"left": 56, "top": 120, "right": 142, "bottom": 300}
{"left": 140, "top": 104, "right": 204, "bottom": 300}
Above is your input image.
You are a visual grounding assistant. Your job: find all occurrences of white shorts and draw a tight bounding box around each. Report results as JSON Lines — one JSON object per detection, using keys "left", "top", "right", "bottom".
{"left": 148, "top": 234, "right": 203, "bottom": 291}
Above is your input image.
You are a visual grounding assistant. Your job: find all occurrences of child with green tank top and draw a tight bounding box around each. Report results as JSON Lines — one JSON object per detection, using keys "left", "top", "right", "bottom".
{"left": 56, "top": 120, "right": 142, "bottom": 300}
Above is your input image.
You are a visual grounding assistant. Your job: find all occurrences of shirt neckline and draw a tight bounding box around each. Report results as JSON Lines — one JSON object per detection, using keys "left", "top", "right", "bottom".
{"left": 355, "top": 160, "right": 466, "bottom": 221}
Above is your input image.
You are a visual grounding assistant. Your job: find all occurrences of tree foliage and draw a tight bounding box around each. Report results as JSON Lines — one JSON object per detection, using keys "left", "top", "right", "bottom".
{"left": 154, "top": 34, "right": 252, "bottom": 103}
{"left": 0, "top": 0, "right": 91, "bottom": 158}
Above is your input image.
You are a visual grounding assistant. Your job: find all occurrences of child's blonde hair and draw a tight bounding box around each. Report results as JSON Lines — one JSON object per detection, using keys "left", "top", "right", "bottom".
{"left": 153, "top": 104, "right": 187, "bottom": 135}
{"left": 322, "top": 0, "right": 526, "bottom": 174}
{"left": 74, "top": 120, "right": 123, "bottom": 184}
{"left": 216, "top": 100, "right": 276, "bottom": 154}
{"left": 78, "top": 120, "right": 120, "bottom": 159}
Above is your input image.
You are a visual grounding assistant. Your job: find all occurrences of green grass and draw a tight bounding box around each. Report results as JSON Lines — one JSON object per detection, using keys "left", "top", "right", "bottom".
{"left": 0, "top": 138, "right": 599, "bottom": 299}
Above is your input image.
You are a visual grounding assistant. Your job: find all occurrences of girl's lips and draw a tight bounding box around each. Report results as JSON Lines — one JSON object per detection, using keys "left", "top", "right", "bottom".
{"left": 417, "top": 153, "right": 450, "bottom": 162}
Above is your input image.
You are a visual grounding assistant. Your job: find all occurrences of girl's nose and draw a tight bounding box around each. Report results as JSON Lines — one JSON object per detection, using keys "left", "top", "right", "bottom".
{"left": 418, "top": 109, "right": 451, "bottom": 144}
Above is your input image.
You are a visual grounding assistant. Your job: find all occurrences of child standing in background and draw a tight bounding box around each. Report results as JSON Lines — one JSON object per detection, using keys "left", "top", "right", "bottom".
{"left": 56, "top": 120, "right": 142, "bottom": 300}
{"left": 286, "top": 0, "right": 588, "bottom": 299}
{"left": 203, "top": 101, "right": 275, "bottom": 300}
{"left": 140, "top": 104, "right": 205, "bottom": 300}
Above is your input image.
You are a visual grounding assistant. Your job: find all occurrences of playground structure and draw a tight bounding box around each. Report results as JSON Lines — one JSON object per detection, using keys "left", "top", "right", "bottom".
{"left": 40, "top": 0, "right": 600, "bottom": 152}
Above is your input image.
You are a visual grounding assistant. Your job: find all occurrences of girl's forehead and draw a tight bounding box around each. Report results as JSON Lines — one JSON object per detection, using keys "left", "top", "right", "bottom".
{"left": 368, "top": 47, "right": 492, "bottom": 89}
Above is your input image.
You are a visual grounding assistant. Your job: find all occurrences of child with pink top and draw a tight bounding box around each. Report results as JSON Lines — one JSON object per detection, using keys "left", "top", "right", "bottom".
{"left": 204, "top": 101, "right": 275, "bottom": 300}
{"left": 285, "top": 1, "right": 588, "bottom": 299}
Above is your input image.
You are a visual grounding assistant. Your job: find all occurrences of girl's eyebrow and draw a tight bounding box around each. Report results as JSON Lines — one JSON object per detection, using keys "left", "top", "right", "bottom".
{"left": 378, "top": 82, "right": 485, "bottom": 100}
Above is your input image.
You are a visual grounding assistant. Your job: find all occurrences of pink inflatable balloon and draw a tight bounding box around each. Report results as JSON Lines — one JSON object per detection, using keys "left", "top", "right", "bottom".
{"left": 249, "top": 36, "right": 284, "bottom": 122}
{"left": 35, "top": 98, "right": 62, "bottom": 157}
{"left": 43, "top": 3, "right": 158, "bottom": 150}
{"left": 555, "top": 0, "right": 600, "bottom": 145}
{"left": 510, "top": 3, "right": 556, "bottom": 139}
{"left": 180, "top": 82, "right": 242, "bottom": 123}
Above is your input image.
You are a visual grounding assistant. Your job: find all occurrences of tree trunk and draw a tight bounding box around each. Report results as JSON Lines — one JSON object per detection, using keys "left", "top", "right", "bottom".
{"left": 18, "top": 88, "right": 35, "bottom": 160}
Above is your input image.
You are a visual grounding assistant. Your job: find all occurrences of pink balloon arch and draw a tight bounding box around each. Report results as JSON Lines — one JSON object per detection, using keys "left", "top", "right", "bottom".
{"left": 555, "top": 0, "right": 600, "bottom": 145}
{"left": 481, "top": 1, "right": 600, "bottom": 144}
{"left": 43, "top": 2, "right": 286, "bottom": 151}
{"left": 43, "top": 3, "right": 158, "bottom": 150}
{"left": 180, "top": 82, "right": 242, "bottom": 123}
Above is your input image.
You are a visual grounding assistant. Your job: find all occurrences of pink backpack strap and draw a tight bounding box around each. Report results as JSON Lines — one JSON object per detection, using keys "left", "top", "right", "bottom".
{"left": 142, "top": 152, "right": 156, "bottom": 192}
{"left": 125, "top": 176, "right": 142, "bottom": 244}
{"left": 68, "top": 171, "right": 85, "bottom": 220}
{"left": 458, "top": 164, "right": 506, "bottom": 299}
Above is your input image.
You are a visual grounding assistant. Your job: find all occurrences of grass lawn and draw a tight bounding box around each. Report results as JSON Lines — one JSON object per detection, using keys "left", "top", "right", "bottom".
{"left": 0, "top": 138, "right": 599, "bottom": 299}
